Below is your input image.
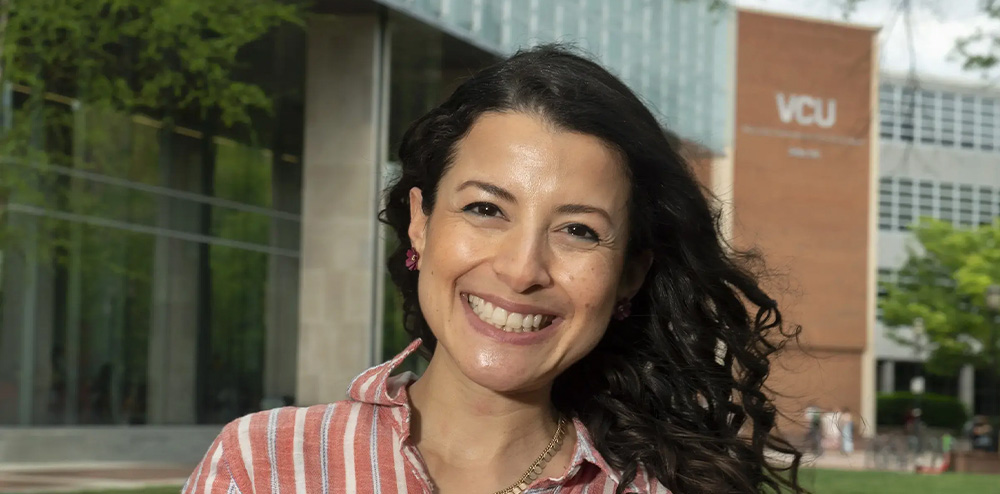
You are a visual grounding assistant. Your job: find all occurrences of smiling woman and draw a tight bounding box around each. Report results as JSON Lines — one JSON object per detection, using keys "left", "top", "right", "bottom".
{"left": 185, "top": 45, "right": 805, "bottom": 494}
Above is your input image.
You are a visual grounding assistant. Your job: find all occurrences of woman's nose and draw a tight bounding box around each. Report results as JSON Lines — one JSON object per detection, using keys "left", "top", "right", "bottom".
{"left": 491, "top": 227, "right": 553, "bottom": 293}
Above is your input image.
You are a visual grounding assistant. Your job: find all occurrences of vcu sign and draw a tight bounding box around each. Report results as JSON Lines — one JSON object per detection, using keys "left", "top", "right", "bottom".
{"left": 776, "top": 92, "right": 837, "bottom": 128}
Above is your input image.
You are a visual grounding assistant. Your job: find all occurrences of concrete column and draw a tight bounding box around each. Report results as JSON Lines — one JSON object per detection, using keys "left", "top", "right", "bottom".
{"left": 958, "top": 364, "right": 975, "bottom": 413}
{"left": 0, "top": 234, "right": 55, "bottom": 425}
{"left": 879, "top": 360, "right": 895, "bottom": 393}
{"left": 296, "top": 14, "right": 390, "bottom": 405}
{"left": 0, "top": 111, "right": 56, "bottom": 425}
{"left": 147, "top": 132, "right": 203, "bottom": 424}
{"left": 263, "top": 159, "right": 301, "bottom": 404}
{"left": 709, "top": 150, "right": 734, "bottom": 242}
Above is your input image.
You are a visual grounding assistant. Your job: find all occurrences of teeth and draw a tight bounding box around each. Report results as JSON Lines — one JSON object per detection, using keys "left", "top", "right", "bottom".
{"left": 467, "top": 294, "right": 551, "bottom": 333}
{"left": 491, "top": 307, "right": 508, "bottom": 326}
{"left": 506, "top": 313, "right": 523, "bottom": 331}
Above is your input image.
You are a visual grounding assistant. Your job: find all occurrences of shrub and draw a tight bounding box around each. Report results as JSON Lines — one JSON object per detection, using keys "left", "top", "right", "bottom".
{"left": 876, "top": 392, "right": 968, "bottom": 430}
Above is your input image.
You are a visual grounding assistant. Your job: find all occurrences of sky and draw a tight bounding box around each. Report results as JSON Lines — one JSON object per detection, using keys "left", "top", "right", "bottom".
{"left": 733, "top": 0, "right": 997, "bottom": 84}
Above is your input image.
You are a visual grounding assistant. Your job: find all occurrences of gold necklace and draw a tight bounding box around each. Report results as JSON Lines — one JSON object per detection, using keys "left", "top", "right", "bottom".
{"left": 492, "top": 416, "right": 568, "bottom": 494}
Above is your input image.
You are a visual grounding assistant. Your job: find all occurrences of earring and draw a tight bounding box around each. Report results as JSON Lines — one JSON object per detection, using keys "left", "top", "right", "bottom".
{"left": 613, "top": 298, "right": 632, "bottom": 321}
{"left": 405, "top": 248, "right": 419, "bottom": 271}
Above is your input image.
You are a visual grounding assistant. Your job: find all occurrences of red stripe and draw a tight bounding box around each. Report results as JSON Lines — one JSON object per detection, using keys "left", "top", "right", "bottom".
{"left": 249, "top": 411, "right": 273, "bottom": 494}
{"left": 325, "top": 402, "right": 352, "bottom": 489}
{"left": 220, "top": 421, "right": 254, "bottom": 493}
{"left": 208, "top": 454, "right": 230, "bottom": 494}
{"left": 353, "top": 404, "right": 377, "bottom": 492}
{"left": 274, "top": 408, "right": 297, "bottom": 490}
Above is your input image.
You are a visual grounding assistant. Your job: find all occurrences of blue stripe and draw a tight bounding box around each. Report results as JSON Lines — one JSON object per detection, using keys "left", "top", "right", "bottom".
{"left": 370, "top": 407, "right": 382, "bottom": 493}
{"left": 320, "top": 404, "right": 335, "bottom": 494}
{"left": 268, "top": 409, "right": 281, "bottom": 494}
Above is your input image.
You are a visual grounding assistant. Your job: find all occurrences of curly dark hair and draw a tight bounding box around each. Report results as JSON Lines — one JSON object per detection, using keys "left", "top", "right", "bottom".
{"left": 379, "top": 44, "right": 805, "bottom": 494}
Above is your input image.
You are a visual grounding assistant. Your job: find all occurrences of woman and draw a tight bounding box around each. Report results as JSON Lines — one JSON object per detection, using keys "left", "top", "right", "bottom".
{"left": 185, "top": 45, "right": 804, "bottom": 494}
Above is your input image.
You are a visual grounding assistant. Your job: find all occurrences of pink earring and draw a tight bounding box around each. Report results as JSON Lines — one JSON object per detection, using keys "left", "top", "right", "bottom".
{"left": 613, "top": 298, "right": 632, "bottom": 321}
{"left": 405, "top": 248, "right": 419, "bottom": 271}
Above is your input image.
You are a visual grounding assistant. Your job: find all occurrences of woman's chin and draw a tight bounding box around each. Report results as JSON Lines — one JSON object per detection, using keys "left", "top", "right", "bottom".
{"left": 459, "top": 362, "right": 548, "bottom": 395}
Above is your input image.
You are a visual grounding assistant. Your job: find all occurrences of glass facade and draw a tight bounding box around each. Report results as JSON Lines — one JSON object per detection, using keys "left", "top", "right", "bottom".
{"left": 877, "top": 176, "right": 1000, "bottom": 231}
{"left": 376, "top": 0, "right": 732, "bottom": 152}
{"left": 880, "top": 80, "right": 1000, "bottom": 151}
{"left": 0, "top": 28, "right": 306, "bottom": 426}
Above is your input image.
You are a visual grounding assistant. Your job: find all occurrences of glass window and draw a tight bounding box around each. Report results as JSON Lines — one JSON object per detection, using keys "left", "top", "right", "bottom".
{"left": 940, "top": 183, "right": 955, "bottom": 223}
{"left": 898, "top": 179, "right": 914, "bottom": 229}
{"left": 959, "top": 185, "right": 974, "bottom": 226}
{"left": 879, "top": 178, "right": 894, "bottom": 230}
{"left": 918, "top": 181, "right": 934, "bottom": 218}
{"left": 0, "top": 24, "right": 307, "bottom": 427}
{"left": 978, "top": 186, "right": 994, "bottom": 225}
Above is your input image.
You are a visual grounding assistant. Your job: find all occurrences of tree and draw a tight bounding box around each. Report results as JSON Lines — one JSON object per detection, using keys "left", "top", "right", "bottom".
{"left": 879, "top": 218, "right": 1000, "bottom": 377}
{"left": 839, "top": 0, "right": 1000, "bottom": 73}
{"left": 955, "top": 0, "right": 1000, "bottom": 72}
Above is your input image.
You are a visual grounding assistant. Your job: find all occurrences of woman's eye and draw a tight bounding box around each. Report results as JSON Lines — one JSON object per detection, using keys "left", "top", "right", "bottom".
{"left": 564, "top": 224, "right": 599, "bottom": 242}
{"left": 463, "top": 202, "right": 503, "bottom": 218}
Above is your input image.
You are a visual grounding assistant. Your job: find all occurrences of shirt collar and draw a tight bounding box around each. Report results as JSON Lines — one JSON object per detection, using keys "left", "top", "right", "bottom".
{"left": 346, "top": 338, "right": 642, "bottom": 493}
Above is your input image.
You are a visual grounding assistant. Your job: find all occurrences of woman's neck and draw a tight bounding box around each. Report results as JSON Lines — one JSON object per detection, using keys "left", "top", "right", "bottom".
{"left": 406, "top": 350, "right": 572, "bottom": 492}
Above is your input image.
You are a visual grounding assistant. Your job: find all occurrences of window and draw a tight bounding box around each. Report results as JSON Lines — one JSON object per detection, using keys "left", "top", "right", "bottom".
{"left": 940, "top": 92, "right": 956, "bottom": 146}
{"left": 898, "top": 179, "right": 914, "bottom": 229}
{"left": 880, "top": 84, "right": 897, "bottom": 139}
{"left": 918, "top": 180, "right": 934, "bottom": 219}
{"left": 978, "top": 186, "right": 994, "bottom": 225}
{"left": 940, "top": 183, "right": 955, "bottom": 223}
{"left": 880, "top": 83, "right": 1000, "bottom": 152}
{"left": 959, "top": 184, "right": 974, "bottom": 226}
{"left": 879, "top": 177, "right": 894, "bottom": 230}
{"left": 974, "top": 368, "right": 1000, "bottom": 415}
{"left": 898, "top": 88, "right": 915, "bottom": 142}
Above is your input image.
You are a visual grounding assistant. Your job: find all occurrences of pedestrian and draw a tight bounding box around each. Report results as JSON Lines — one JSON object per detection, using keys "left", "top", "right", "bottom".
{"left": 839, "top": 407, "right": 854, "bottom": 455}
{"left": 805, "top": 403, "right": 823, "bottom": 455}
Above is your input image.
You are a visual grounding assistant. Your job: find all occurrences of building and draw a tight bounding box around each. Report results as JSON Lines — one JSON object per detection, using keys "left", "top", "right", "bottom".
{"left": 720, "top": 9, "right": 879, "bottom": 435}
{"left": 875, "top": 72, "right": 1000, "bottom": 417}
{"left": 0, "top": 0, "right": 732, "bottom": 463}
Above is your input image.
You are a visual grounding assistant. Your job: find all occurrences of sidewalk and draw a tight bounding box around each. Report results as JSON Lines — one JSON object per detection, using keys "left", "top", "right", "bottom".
{"left": 802, "top": 450, "right": 870, "bottom": 470}
{"left": 0, "top": 463, "right": 191, "bottom": 494}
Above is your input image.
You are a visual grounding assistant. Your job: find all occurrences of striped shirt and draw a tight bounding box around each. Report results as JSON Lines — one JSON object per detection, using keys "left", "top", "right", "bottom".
{"left": 183, "top": 339, "right": 669, "bottom": 494}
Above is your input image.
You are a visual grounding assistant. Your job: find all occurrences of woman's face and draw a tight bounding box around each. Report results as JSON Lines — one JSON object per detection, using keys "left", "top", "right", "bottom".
{"left": 408, "top": 112, "right": 649, "bottom": 394}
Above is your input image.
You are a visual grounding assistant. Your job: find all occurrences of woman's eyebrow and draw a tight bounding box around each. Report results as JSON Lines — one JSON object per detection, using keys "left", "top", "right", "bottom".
{"left": 456, "top": 180, "right": 517, "bottom": 203}
{"left": 556, "top": 204, "right": 612, "bottom": 223}
{"left": 457, "top": 180, "right": 613, "bottom": 222}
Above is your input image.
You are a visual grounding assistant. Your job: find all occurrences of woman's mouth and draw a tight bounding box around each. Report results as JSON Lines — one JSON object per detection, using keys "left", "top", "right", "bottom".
{"left": 466, "top": 294, "right": 555, "bottom": 333}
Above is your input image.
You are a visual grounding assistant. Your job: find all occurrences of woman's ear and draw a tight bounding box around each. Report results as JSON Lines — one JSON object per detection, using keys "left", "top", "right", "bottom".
{"left": 407, "top": 187, "right": 428, "bottom": 260}
{"left": 619, "top": 250, "right": 653, "bottom": 300}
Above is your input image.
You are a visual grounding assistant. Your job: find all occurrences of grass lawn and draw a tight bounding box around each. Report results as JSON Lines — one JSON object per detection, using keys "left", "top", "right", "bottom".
{"left": 50, "top": 471, "right": 1000, "bottom": 494}
{"left": 800, "top": 468, "right": 1000, "bottom": 494}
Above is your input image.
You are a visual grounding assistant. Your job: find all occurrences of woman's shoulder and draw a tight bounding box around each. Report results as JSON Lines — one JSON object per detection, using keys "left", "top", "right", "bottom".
{"left": 188, "top": 401, "right": 386, "bottom": 493}
{"left": 216, "top": 401, "right": 382, "bottom": 450}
